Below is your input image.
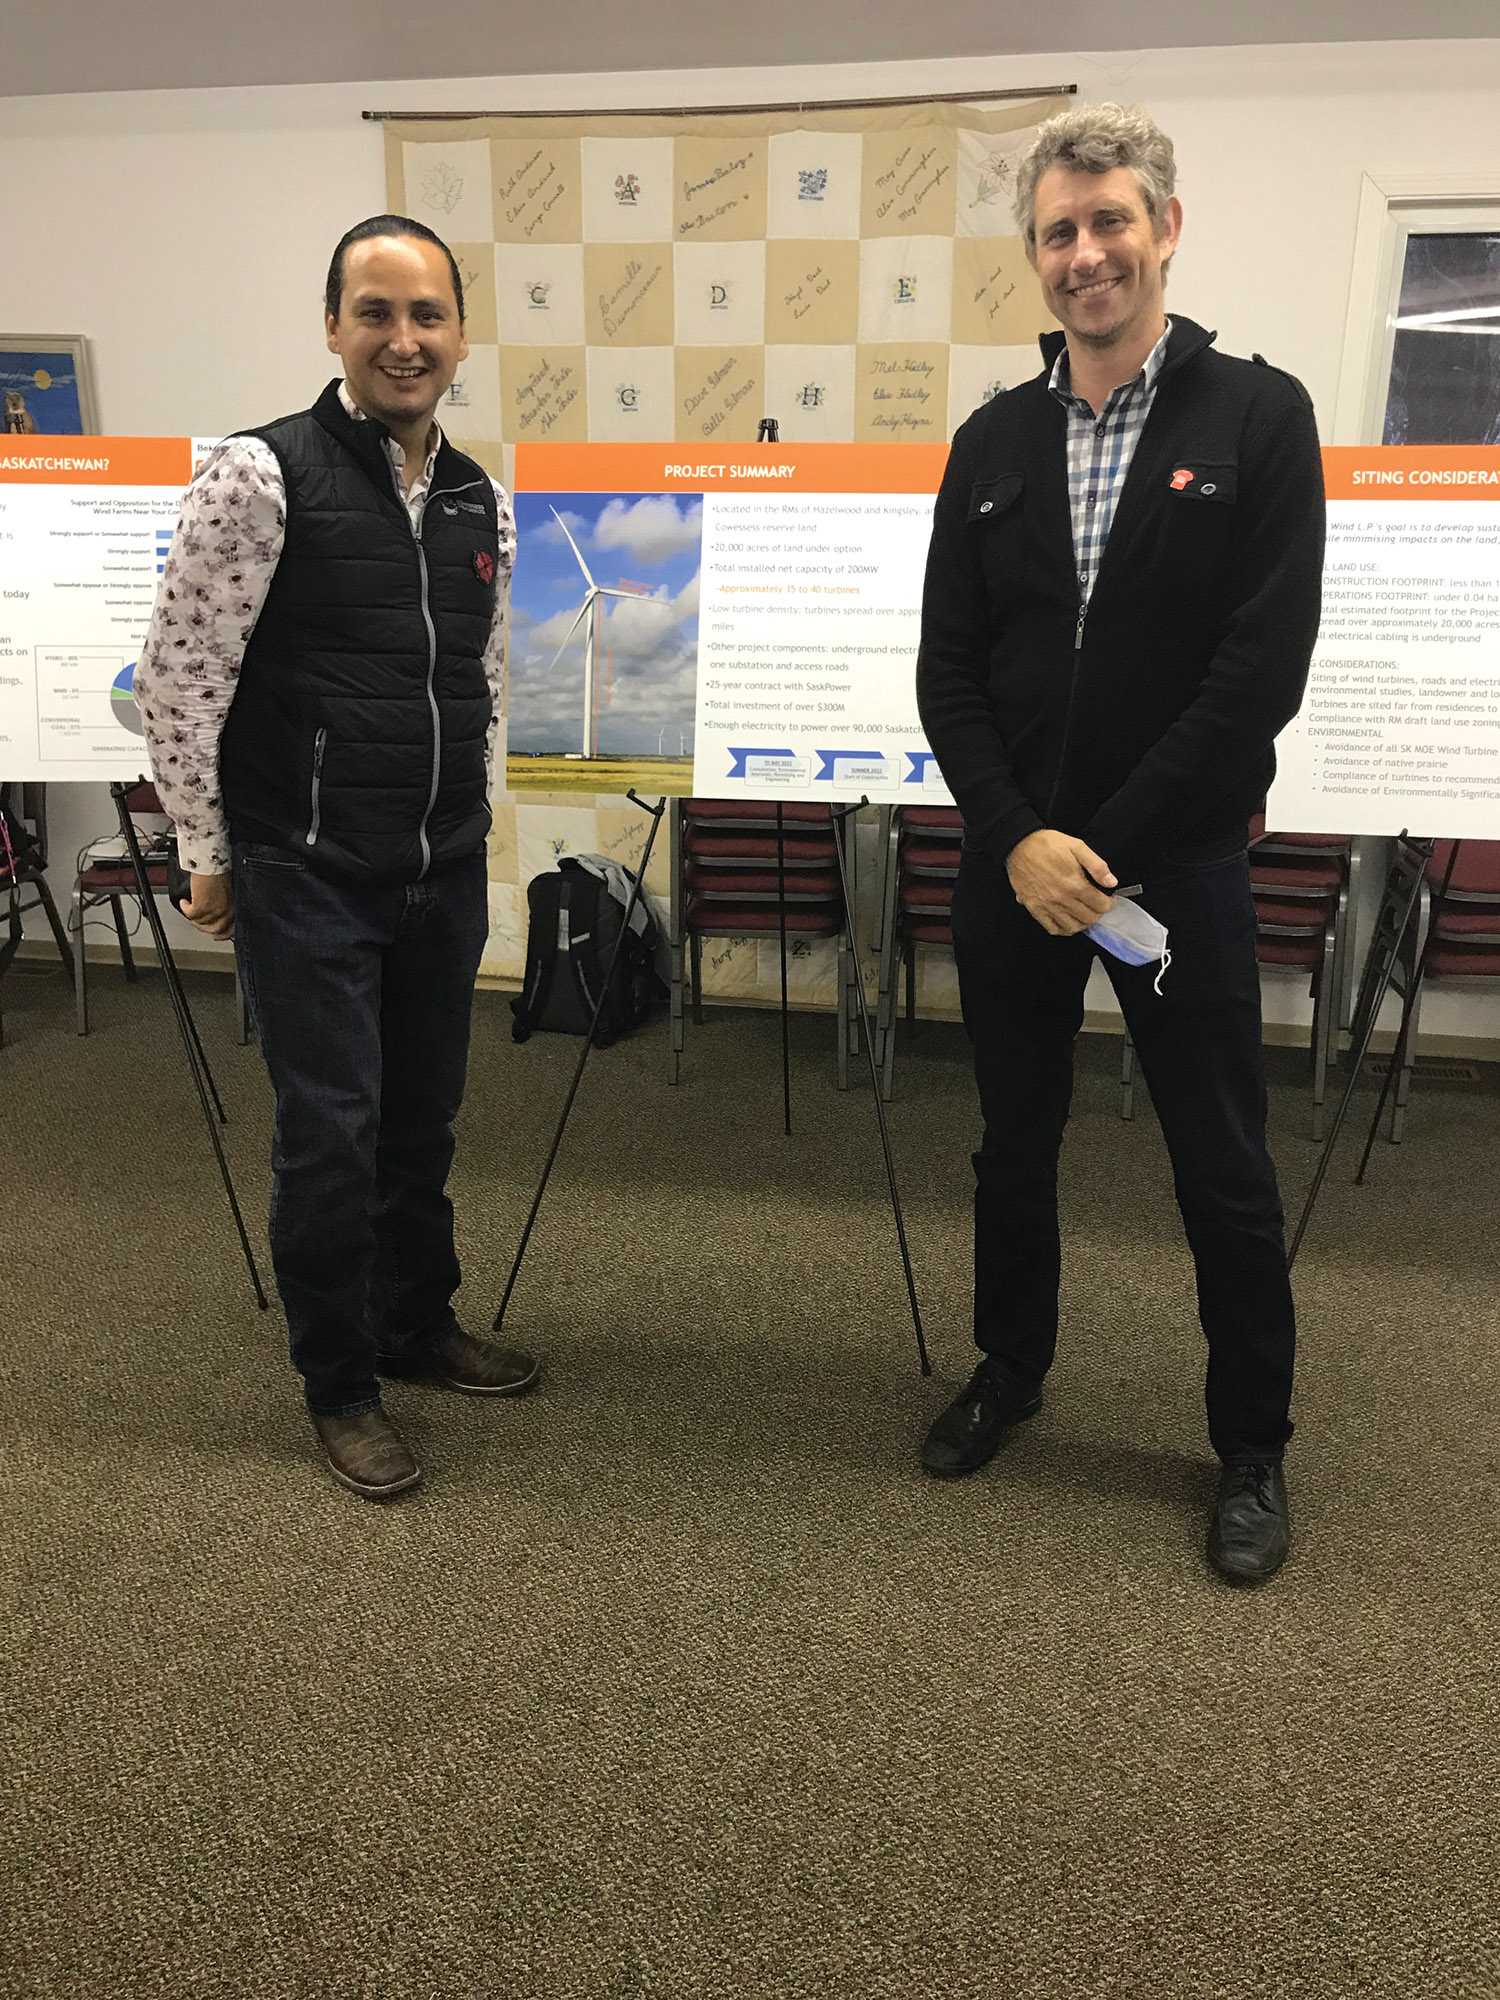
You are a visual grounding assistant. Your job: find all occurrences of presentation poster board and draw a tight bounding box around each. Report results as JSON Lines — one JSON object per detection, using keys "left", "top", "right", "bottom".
{"left": 1268, "top": 447, "right": 1500, "bottom": 840}
{"left": 507, "top": 441, "right": 950, "bottom": 802}
{"left": 0, "top": 435, "right": 200, "bottom": 782}
{"left": 7, "top": 434, "right": 1497, "bottom": 841}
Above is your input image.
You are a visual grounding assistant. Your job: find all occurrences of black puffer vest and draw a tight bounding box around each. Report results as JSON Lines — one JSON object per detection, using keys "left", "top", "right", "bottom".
{"left": 220, "top": 379, "right": 499, "bottom": 881}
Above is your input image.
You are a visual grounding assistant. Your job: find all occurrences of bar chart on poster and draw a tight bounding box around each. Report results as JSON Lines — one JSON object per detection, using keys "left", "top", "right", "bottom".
{"left": 0, "top": 436, "right": 208, "bottom": 781}
{"left": 1268, "top": 448, "right": 1500, "bottom": 840}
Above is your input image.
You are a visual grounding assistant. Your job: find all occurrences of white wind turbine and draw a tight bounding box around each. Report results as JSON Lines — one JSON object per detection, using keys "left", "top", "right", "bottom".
{"left": 548, "top": 507, "right": 648, "bottom": 759}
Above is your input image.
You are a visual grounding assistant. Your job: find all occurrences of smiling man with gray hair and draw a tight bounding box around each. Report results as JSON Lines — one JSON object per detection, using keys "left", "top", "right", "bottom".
{"left": 916, "top": 103, "right": 1326, "bottom": 1583}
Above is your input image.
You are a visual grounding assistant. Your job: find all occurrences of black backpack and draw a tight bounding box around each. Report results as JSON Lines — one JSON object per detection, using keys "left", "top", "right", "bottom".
{"left": 510, "top": 856, "right": 664, "bottom": 1047}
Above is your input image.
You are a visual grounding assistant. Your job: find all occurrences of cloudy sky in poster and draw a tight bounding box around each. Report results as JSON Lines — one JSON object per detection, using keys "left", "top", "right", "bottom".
{"left": 509, "top": 491, "right": 701, "bottom": 757}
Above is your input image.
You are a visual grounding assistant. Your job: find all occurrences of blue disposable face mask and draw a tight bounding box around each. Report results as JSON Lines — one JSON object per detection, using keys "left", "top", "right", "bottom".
{"left": 1088, "top": 894, "right": 1172, "bottom": 994}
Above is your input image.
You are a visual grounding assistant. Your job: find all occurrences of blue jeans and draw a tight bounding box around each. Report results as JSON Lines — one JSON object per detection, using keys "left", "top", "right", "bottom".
{"left": 951, "top": 844, "right": 1295, "bottom": 1460}
{"left": 232, "top": 841, "right": 490, "bottom": 1416}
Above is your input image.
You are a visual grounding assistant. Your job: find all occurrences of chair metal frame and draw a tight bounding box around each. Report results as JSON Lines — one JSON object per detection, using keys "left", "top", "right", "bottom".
{"left": 668, "top": 799, "right": 859, "bottom": 1090}
{"left": 1351, "top": 838, "right": 1500, "bottom": 1144}
{"left": 874, "top": 805, "right": 963, "bottom": 1100}
{"left": 0, "top": 781, "right": 74, "bottom": 1047}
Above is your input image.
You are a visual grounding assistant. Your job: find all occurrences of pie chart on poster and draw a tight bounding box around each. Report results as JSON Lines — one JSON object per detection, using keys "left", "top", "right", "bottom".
{"left": 112, "top": 661, "right": 144, "bottom": 736}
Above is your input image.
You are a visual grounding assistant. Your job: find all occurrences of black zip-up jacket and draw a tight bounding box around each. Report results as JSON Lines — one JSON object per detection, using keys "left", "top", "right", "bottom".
{"left": 916, "top": 317, "right": 1325, "bottom": 883}
{"left": 219, "top": 380, "right": 499, "bottom": 882}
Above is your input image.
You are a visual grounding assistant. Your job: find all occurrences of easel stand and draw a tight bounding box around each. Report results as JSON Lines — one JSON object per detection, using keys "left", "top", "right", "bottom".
{"left": 492, "top": 791, "right": 929, "bottom": 1375}
{"left": 1288, "top": 830, "right": 1441, "bottom": 1268}
{"left": 1352, "top": 837, "right": 1462, "bottom": 1185}
{"left": 831, "top": 799, "right": 929, "bottom": 1375}
{"left": 493, "top": 790, "right": 667, "bottom": 1330}
{"left": 775, "top": 801, "right": 792, "bottom": 1137}
{"left": 111, "top": 782, "right": 268, "bottom": 1309}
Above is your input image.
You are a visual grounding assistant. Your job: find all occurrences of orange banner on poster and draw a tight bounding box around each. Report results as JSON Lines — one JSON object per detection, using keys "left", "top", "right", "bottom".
{"left": 517, "top": 441, "right": 950, "bottom": 495}
{"left": 1322, "top": 445, "right": 1500, "bottom": 500}
{"left": 0, "top": 436, "right": 192, "bottom": 486}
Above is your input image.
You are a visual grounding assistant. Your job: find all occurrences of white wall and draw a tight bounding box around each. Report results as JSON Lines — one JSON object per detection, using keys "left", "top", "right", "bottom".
{"left": 5, "top": 38, "right": 1500, "bottom": 1036}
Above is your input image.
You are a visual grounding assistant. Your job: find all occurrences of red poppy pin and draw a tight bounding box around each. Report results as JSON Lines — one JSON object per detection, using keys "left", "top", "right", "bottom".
{"left": 473, "top": 550, "right": 496, "bottom": 584}
{"left": 1169, "top": 467, "right": 1195, "bottom": 491}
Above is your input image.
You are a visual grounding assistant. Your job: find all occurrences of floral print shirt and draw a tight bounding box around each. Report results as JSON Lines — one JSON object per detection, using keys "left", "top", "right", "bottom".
{"left": 135, "top": 381, "right": 514, "bottom": 874}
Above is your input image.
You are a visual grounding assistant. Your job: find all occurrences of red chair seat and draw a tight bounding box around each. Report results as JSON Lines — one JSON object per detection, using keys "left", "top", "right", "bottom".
{"left": 1257, "top": 830, "right": 1351, "bottom": 851}
{"left": 686, "top": 866, "right": 840, "bottom": 899}
{"left": 1434, "top": 908, "right": 1500, "bottom": 940}
{"left": 900, "top": 880, "right": 954, "bottom": 912}
{"left": 1249, "top": 858, "right": 1343, "bottom": 893}
{"left": 686, "top": 833, "right": 835, "bottom": 865}
{"left": 686, "top": 901, "right": 841, "bottom": 934}
{"left": 684, "top": 799, "right": 831, "bottom": 827}
{"left": 906, "top": 920, "right": 954, "bottom": 944}
{"left": 77, "top": 861, "right": 169, "bottom": 892}
{"left": 1424, "top": 839, "right": 1500, "bottom": 895}
{"left": 1427, "top": 944, "right": 1500, "bottom": 976}
{"left": 1256, "top": 935, "right": 1323, "bottom": 969}
{"left": 901, "top": 841, "right": 963, "bottom": 875}
{"left": 1253, "top": 895, "right": 1332, "bottom": 929}
{"left": 899, "top": 806, "right": 963, "bottom": 832}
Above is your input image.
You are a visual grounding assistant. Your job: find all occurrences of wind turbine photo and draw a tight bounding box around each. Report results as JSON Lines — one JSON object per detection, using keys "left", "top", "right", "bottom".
{"left": 549, "top": 506, "right": 651, "bottom": 760}
{"left": 507, "top": 489, "right": 704, "bottom": 797}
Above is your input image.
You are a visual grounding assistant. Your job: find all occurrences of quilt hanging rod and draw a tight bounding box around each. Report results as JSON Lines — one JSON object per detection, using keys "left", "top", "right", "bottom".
{"left": 363, "top": 85, "right": 1075, "bottom": 122}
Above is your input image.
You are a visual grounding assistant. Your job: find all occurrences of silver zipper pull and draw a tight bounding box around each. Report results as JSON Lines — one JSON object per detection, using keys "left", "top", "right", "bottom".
{"left": 1074, "top": 610, "right": 1086, "bottom": 652}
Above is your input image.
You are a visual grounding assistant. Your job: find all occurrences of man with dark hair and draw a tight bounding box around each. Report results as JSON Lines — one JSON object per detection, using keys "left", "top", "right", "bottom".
{"left": 323, "top": 213, "right": 466, "bottom": 324}
{"left": 916, "top": 106, "right": 1325, "bottom": 1582}
{"left": 137, "top": 216, "right": 537, "bottom": 1501}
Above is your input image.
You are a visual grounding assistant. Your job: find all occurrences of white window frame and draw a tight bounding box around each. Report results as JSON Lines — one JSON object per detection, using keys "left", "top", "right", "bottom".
{"left": 1333, "top": 170, "right": 1500, "bottom": 447}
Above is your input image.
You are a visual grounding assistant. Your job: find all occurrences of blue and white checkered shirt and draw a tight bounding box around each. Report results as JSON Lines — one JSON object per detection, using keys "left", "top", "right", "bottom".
{"left": 1048, "top": 320, "right": 1172, "bottom": 612}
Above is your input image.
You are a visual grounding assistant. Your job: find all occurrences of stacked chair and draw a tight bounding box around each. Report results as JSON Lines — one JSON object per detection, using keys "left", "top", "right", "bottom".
{"left": 874, "top": 805, "right": 964, "bottom": 1099}
{"left": 672, "top": 798, "right": 855, "bottom": 1086}
{"left": 1122, "top": 816, "right": 1356, "bottom": 1140}
{"left": 1354, "top": 836, "right": 1500, "bottom": 1143}
{"left": 71, "top": 779, "right": 174, "bottom": 1035}
{"left": 0, "top": 782, "right": 75, "bottom": 1048}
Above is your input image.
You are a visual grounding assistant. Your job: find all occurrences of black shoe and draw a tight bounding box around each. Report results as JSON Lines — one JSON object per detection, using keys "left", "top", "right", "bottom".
{"left": 920, "top": 1361, "right": 1043, "bottom": 1478}
{"left": 376, "top": 1325, "right": 540, "bottom": 1398}
{"left": 1208, "top": 1455, "right": 1291, "bottom": 1584}
{"left": 310, "top": 1407, "right": 422, "bottom": 1501}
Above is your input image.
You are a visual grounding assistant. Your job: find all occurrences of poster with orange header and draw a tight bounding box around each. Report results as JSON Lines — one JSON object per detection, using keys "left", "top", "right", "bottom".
{"left": 0, "top": 436, "right": 214, "bottom": 780}
{"left": 1269, "top": 448, "right": 1500, "bottom": 838}
{"left": 508, "top": 442, "right": 952, "bottom": 801}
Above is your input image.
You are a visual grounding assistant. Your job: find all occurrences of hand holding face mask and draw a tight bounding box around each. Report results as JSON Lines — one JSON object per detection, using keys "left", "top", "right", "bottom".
{"left": 1087, "top": 893, "right": 1172, "bottom": 993}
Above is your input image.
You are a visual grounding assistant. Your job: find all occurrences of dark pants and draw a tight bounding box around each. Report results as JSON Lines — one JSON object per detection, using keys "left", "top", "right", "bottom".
{"left": 950, "top": 845, "right": 1295, "bottom": 1461}
{"left": 232, "top": 841, "right": 490, "bottom": 1417}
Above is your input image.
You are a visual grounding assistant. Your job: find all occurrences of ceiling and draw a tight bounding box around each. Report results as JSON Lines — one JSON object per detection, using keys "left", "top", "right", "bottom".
{"left": 6, "top": 1, "right": 1499, "bottom": 100}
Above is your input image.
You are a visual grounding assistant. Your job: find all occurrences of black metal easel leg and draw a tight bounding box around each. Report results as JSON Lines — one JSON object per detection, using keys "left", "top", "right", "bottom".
{"left": 1353, "top": 838, "right": 1460, "bottom": 1185}
{"left": 776, "top": 801, "right": 792, "bottom": 1136}
{"left": 831, "top": 800, "right": 929, "bottom": 1375}
{"left": 493, "top": 791, "right": 667, "bottom": 1331}
{"left": 1287, "top": 832, "right": 1433, "bottom": 1269}
{"left": 112, "top": 784, "right": 268, "bottom": 1310}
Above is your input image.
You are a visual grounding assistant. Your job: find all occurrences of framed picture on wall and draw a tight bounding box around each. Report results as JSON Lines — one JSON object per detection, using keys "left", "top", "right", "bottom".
{"left": 1, "top": 335, "right": 98, "bottom": 435}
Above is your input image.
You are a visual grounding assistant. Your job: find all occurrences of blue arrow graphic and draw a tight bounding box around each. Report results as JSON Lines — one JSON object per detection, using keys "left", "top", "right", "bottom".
{"left": 727, "top": 747, "right": 798, "bottom": 779}
{"left": 815, "top": 750, "right": 890, "bottom": 782}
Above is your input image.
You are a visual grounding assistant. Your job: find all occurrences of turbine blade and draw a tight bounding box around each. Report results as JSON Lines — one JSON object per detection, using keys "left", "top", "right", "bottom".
{"left": 547, "top": 595, "right": 593, "bottom": 672}
{"left": 550, "top": 505, "right": 596, "bottom": 589}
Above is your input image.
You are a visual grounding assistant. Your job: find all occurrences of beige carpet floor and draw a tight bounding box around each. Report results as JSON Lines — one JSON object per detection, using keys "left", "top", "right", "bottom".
{"left": 3, "top": 957, "right": 1497, "bottom": 1999}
